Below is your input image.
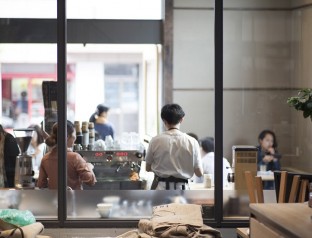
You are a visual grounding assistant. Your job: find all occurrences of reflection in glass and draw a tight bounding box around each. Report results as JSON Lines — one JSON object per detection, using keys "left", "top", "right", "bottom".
{"left": 0, "top": 190, "right": 57, "bottom": 218}
{"left": 67, "top": 190, "right": 215, "bottom": 220}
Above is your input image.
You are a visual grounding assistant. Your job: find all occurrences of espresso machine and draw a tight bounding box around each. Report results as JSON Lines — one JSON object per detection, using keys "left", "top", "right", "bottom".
{"left": 76, "top": 148, "right": 145, "bottom": 190}
{"left": 13, "top": 128, "right": 35, "bottom": 189}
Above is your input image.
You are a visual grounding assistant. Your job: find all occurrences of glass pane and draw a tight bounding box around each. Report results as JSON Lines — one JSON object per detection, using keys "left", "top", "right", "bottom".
{"left": 0, "top": 0, "right": 58, "bottom": 219}
{"left": 223, "top": 0, "right": 312, "bottom": 219}
{"left": 0, "top": 0, "right": 162, "bottom": 20}
{"left": 0, "top": 190, "right": 57, "bottom": 218}
{"left": 0, "top": 44, "right": 57, "bottom": 219}
{"left": 68, "top": 190, "right": 214, "bottom": 219}
{"left": 172, "top": 0, "right": 215, "bottom": 220}
{"left": 65, "top": 44, "right": 161, "bottom": 218}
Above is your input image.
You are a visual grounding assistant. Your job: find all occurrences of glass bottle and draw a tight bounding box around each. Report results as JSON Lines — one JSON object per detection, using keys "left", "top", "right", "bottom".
{"left": 74, "top": 121, "right": 82, "bottom": 146}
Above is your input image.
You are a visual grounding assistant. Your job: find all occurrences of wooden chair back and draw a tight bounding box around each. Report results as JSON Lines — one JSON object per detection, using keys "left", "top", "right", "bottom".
{"left": 244, "top": 170, "right": 308, "bottom": 203}
{"left": 244, "top": 171, "right": 264, "bottom": 203}
{"left": 277, "top": 171, "right": 309, "bottom": 203}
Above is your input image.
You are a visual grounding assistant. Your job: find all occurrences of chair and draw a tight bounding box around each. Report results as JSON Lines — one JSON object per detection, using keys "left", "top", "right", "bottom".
{"left": 244, "top": 171, "right": 264, "bottom": 203}
{"left": 275, "top": 171, "right": 309, "bottom": 203}
{"left": 237, "top": 171, "right": 308, "bottom": 237}
{"left": 236, "top": 171, "right": 262, "bottom": 238}
{"left": 245, "top": 170, "right": 308, "bottom": 204}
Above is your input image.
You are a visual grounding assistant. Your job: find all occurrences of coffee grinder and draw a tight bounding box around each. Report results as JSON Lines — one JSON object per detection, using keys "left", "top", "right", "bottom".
{"left": 13, "top": 128, "right": 35, "bottom": 189}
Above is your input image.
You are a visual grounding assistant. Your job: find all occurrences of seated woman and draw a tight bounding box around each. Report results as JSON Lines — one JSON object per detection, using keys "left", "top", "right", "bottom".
{"left": 37, "top": 120, "right": 96, "bottom": 190}
{"left": 257, "top": 129, "right": 282, "bottom": 190}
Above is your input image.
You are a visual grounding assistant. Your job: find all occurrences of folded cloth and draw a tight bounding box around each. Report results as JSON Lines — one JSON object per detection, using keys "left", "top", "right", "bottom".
{"left": 0, "top": 222, "right": 44, "bottom": 238}
{"left": 117, "top": 203, "right": 222, "bottom": 238}
{"left": 115, "top": 230, "right": 141, "bottom": 238}
{"left": 138, "top": 219, "right": 155, "bottom": 236}
{"left": 151, "top": 203, "right": 203, "bottom": 232}
{"left": 158, "top": 224, "right": 222, "bottom": 238}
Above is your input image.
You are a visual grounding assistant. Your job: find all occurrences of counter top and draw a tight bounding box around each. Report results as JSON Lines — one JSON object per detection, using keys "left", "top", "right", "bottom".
{"left": 188, "top": 182, "right": 234, "bottom": 190}
{"left": 250, "top": 203, "right": 312, "bottom": 238}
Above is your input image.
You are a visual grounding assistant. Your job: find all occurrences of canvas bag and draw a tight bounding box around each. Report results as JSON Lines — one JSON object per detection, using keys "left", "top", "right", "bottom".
{"left": 0, "top": 222, "right": 44, "bottom": 238}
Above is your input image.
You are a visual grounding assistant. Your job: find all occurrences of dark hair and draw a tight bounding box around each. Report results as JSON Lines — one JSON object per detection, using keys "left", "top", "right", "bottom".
{"left": 0, "top": 124, "right": 7, "bottom": 136}
{"left": 90, "top": 104, "right": 109, "bottom": 122}
{"left": 21, "top": 91, "right": 27, "bottom": 98}
{"left": 187, "top": 132, "right": 199, "bottom": 141}
{"left": 161, "top": 104, "right": 185, "bottom": 125}
{"left": 28, "top": 124, "right": 44, "bottom": 145}
{"left": 199, "top": 137, "right": 214, "bottom": 153}
{"left": 96, "top": 104, "right": 109, "bottom": 115}
{"left": 45, "top": 120, "right": 75, "bottom": 147}
{"left": 258, "top": 129, "right": 278, "bottom": 148}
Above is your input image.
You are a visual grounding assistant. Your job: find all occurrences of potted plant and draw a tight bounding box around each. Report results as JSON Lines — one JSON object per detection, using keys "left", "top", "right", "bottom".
{"left": 287, "top": 88, "right": 312, "bottom": 120}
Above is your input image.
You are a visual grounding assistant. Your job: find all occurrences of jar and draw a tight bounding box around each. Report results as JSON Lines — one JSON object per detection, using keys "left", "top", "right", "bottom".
{"left": 204, "top": 174, "right": 212, "bottom": 188}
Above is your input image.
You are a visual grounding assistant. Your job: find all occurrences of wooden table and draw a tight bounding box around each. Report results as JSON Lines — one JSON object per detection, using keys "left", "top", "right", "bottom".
{"left": 257, "top": 171, "right": 274, "bottom": 181}
{"left": 249, "top": 203, "right": 312, "bottom": 238}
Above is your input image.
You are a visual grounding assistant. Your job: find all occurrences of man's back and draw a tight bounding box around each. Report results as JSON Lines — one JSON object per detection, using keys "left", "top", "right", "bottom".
{"left": 145, "top": 130, "right": 201, "bottom": 179}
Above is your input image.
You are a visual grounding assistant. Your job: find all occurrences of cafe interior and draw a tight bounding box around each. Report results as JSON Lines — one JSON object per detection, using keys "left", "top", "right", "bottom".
{"left": 0, "top": 0, "right": 312, "bottom": 237}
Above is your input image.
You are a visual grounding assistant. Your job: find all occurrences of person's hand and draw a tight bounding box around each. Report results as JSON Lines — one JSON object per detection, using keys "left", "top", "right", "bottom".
{"left": 263, "top": 155, "right": 274, "bottom": 163}
{"left": 267, "top": 147, "right": 275, "bottom": 155}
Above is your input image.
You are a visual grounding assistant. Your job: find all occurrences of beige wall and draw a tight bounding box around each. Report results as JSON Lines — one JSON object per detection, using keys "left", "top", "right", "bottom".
{"left": 172, "top": 0, "right": 312, "bottom": 172}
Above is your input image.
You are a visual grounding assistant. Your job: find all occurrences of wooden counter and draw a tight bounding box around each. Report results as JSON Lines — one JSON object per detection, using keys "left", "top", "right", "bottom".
{"left": 249, "top": 203, "right": 312, "bottom": 238}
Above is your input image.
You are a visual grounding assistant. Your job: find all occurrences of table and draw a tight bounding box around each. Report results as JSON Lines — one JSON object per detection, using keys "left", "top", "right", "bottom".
{"left": 257, "top": 171, "right": 274, "bottom": 181}
{"left": 249, "top": 203, "right": 312, "bottom": 238}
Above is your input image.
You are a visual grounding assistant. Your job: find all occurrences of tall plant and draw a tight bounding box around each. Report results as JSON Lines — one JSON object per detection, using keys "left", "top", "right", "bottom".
{"left": 287, "top": 89, "right": 312, "bottom": 120}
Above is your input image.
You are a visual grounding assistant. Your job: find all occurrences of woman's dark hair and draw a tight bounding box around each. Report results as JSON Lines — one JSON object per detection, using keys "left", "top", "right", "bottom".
{"left": 96, "top": 104, "right": 109, "bottom": 115}
{"left": 258, "top": 129, "right": 278, "bottom": 148}
{"left": 199, "top": 137, "right": 215, "bottom": 153}
{"left": 89, "top": 104, "right": 109, "bottom": 122}
{"left": 45, "top": 121, "right": 75, "bottom": 147}
{"left": 28, "top": 124, "right": 44, "bottom": 145}
{"left": 161, "top": 103, "right": 185, "bottom": 125}
{"left": 0, "top": 124, "right": 7, "bottom": 136}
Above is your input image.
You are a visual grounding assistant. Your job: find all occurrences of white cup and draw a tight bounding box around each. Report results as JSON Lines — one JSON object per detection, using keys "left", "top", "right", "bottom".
{"left": 260, "top": 165, "right": 266, "bottom": 172}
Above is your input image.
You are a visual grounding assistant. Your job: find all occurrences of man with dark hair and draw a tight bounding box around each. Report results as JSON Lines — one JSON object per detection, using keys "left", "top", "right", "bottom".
{"left": 145, "top": 103, "right": 203, "bottom": 190}
{"left": 194, "top": 137, "right": 232, "bottom": 187}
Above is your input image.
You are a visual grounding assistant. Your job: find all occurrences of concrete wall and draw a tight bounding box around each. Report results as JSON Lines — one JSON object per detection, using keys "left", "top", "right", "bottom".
{"left": 172, "top": 0, "right": 312, "bottom": 172}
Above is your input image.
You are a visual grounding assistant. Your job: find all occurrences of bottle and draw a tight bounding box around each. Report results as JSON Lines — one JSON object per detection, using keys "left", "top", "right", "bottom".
{"left": 309, "top": 182, "right": 312, "bottom": 208}
{"left": 88, "top": 122, "right": 95, "bottom": 150}
{"left": 74, "top": 121, "right": 83, "bottom": 146}
{"left": 81, "top": 121, "right": 89, "bottom": 150}
{"left": 204, "top": 174, "right": 212, "bottom": 188}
